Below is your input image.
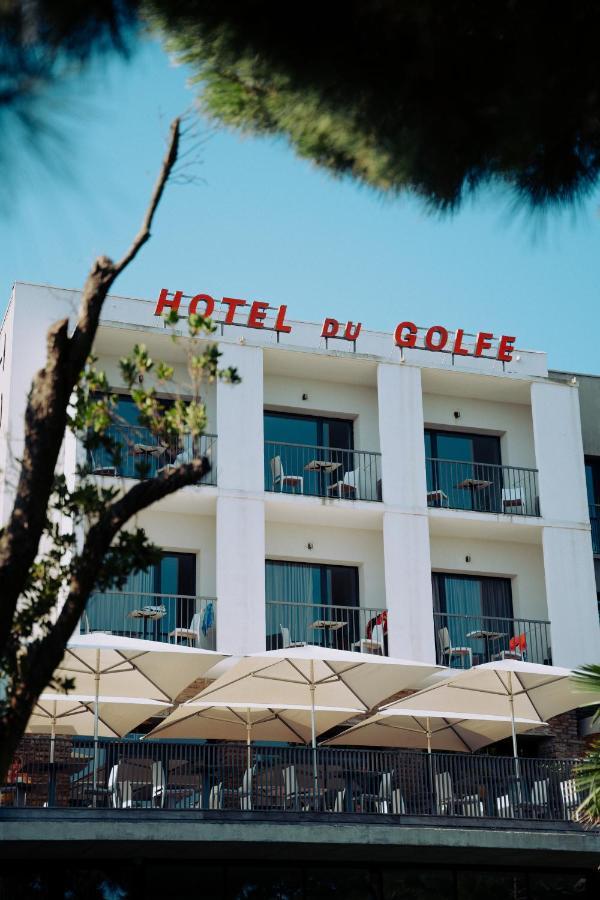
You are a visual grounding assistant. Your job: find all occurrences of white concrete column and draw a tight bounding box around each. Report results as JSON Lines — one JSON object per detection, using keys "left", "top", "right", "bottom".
{"left": 383, "top": 511, "right": 435, "bottom": 662}
{"left": 542, "top": 527, "right": 600, "bottom": 668}
{"left": 377, "top": 363, "right": 428, "bottom": 509}
{"left": 216, "top": 342, "right": 266, "bottom": 655}
{"left": 531, "top": 381, "right": 589, "bottom": 524}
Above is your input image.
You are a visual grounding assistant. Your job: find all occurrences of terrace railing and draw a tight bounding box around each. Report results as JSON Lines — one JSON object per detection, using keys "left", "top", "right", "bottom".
{"left": 433, "top": 612, "right": 552, "bottom": 669}
{"left": 266, "top": 600, "right": 388, "bottom": 655}
{"left": 264, "top": 441, "right": 382, "bottom": 502}
{"left": 590, "top": 503, "right": 600, "bottom": 555}
{"left": 426, "top": 458, "right": 540, "bottom": 516}
{"left": 81, "top": 592, "right": 217, "bottom": 649}
{"left": 88, "top": 425, "right": 217, "bottom": 484}
{"left": 1, "top": 735, "right": 585, "bottom": 828}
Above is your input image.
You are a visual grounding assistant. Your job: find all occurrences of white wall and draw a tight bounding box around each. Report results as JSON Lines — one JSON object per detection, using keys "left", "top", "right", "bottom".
{"left": 134, "top": 510, "right": 217, "bottom": 597}
{"left": 378, "top": 363, "right": 427, "bottom": 509}
{"left": 423, "top": 393, "right": 536, "bottom": 469}
{"left": 264, "top": 374, "right": 379, "bottom": 452}
{"left": 265, "top": 521, "right": 385, "bottom": 609}
{"left": 430, "top": 535, "right": 548, "bottom": 622}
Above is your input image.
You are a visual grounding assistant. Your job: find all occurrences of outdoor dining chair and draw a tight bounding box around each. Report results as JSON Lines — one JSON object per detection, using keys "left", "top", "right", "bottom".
{"left": 107, "top": 760, "right": 166, "bottom": 809}
{"left": 270, "top": 456, "right": 304, "bottom": 493}
{"left": 559, "top": 779, "right": 580, "bottom": 821}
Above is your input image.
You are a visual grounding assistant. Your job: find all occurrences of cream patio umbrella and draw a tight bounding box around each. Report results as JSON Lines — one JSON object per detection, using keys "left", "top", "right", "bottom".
{"left": 192, "top": 646, "right": 440, "bottom": 796}
{"left": 52, "top": 634, "right": 227, "bottom": 797}
{"left": 391, "top": 660, "right": 599, "bottom": 759}
{"left": 323, "top": 707, "right": 543, "bottom": 753}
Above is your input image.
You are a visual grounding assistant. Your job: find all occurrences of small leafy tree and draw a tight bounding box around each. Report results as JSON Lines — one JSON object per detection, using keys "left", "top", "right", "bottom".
{"left": 0, "top": 117, "right": 238, "bottom": 781}
{"left": 573, "top": 665, "right": 600, "bottom": 825}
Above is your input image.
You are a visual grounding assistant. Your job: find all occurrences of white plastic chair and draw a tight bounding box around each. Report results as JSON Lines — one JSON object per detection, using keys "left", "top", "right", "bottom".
{"left": 352, "top": 623, "right": 385, "bottom": 655}
{"left": 438, "top": 627, "right": 473, "bottom": 668}
{"left": 560, "top": 779, "right": 579, "bottom": 821}
{"left": 239, "top": 767, "right": 253, "bottom": 810}
{"left": 280, "top": 625, "right": 305, "bottom": 649}
{"left": 328, "top": 468, "right": 360, "bottom": 500}
{"left": 270, "top": 456, "right": 303, "bottom": 493}
{"left": 377, "top": 772, "right": 406, "bottom": 814}
{"left": 435, "top": 771, "right": 455, "bottom": 815}
{"left": 169, "top": 612, "right": 202, "bottom": 646}
{"left": 89, "top": 450, "right": 116, "bottom": 477}
{"left": 496, "top": 794, "right": 514, "bottom": 818}
{"left": 208, "top": 783, "right": 223, "bottom": 809}
{"left": 531, "top": 778, "right": 549, "bottom": 816}
{"left": 502, "top": 487, "right": 524, "bottom": 513}
{"left": 283, "top": 765, "right": 313, "bottom": 810}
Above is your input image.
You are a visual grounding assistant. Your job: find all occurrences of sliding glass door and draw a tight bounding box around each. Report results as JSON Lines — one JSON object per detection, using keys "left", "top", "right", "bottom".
{"left": 425, "top": 429, "right": 502, "bottom": 512}
{"left": 265, "top": 560, "right": 359, "bottom": 649}
{"left": 432, "top": 573, "right": 513, "bottom": 665}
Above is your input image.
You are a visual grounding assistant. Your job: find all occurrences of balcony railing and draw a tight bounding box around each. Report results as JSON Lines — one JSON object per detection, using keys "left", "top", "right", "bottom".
{"left": 426, "top": 457, "right": 540, "bottom": 516}
{"left": 264, "top": 441, "right": 382, "bottom": 501}
{"left": 81, "top": 592, "right": 217, "bottom": 649}
{"left": 266, "top": 600, "right": 388, "bottom": 655}
{"left": 433, "top": 612, "right": 552, "bottom": 669}
{"left": 590, "top": 504, "right": 600, "bottom": 555}
{"left": 88, "top": 425, "right": 217, "bottom": 484}
{"left": 2, "top": 735, "right": 585, "bottom": 828}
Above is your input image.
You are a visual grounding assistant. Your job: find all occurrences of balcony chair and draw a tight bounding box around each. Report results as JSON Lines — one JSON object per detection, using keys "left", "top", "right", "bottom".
{"left": 280, "top": 625, "right": 305, "bottom": 649}
{"left": 328, "top": 468, "right": 360, "bottom": 500}
{"left": 377, "top": 772, "right": 406, "bottom": 814}
{"left": 208, "top": 783, "right": 224, "bottom": 810}
{"left": 530, "top": 778, "right": 550, "bottom": 817}
{"left": 89, "top": 450, "right": 117, "bottom": 477}
{"left": 559, "top": 779, "right": 580, "bottom": 821}
{"left": 497, "top": 632, "right": 527, "bottom": 662}
{"left": 437, "top": 627, "right": 473, "bottom": 669}
{"left": 352, "top": 623, "right": 385, "bottom": 655}
{"left": 169, "top": 612, "right": 202, "bottom": 647}
{"left": 426, "top": 489, "right": 449, "bottom": 508}
{"left": 270, "top": 456, "right": 303, "bottom": 493}
{"left": 239, "top": 767, "right": 254, "bottom": 811}
{"left": 283, "top": 765, "right": 316, "bottom": 811}
{"left": 502, "top": 486, "right": 524, "bottom": 514}
{"left": 434, "top": 771, "right": 482, "bottom": 817}
{"left": 108, "top": 761, "right": 166, "bottom": 809}
{"left": 496, "top": 794, "right": 514, "bottom": 818}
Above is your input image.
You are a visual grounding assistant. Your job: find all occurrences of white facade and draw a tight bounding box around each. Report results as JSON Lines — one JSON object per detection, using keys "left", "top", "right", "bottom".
{"left": 1, "top": 282, "right": 599, "bottom": 673}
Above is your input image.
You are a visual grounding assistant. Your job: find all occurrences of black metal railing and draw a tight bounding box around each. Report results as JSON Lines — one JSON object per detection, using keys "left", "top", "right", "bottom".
{"left": 590, "top": 503, "right": 600, "bottom": 555}
{"left": 88, "top": 424, "right": 217, "bottom": 484}
{"left": 433, "top": 613, "right": 552, "bottom": 669}
{"left": 1, "top": 736, "right": 586, "bottom": 827}
{"left": 81, "top": 592, "right": 217, "bottom": 649}
{"left": 266, "top": 601, "right": 388, "bottom": 655}
{"left": 426, "top": 458, "right": 539, "bottom": 516}
{"left": 264, "top": 441, "right": 382, "bottom": 501}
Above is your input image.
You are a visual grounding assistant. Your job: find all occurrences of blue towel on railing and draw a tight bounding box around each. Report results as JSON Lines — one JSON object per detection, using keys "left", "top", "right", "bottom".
{"left": 201, "top": 601, "right": 214, "bottom": 636}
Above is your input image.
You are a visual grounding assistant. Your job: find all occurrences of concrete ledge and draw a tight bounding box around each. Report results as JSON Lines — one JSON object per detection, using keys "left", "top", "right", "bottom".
{"left": 1, "top": 810, "right": 598, "bottom": 867}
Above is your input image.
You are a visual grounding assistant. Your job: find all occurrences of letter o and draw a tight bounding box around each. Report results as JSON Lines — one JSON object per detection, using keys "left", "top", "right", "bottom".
{"left": 425, "top": 325, "right": 448, "bottom": 352}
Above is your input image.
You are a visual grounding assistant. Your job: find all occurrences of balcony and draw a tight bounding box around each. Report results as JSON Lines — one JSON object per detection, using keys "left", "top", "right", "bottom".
{"left": 266, "top": 601, "right": 388, "bottom": 655}
{"left": 264, "top": 441, "right": 382, "bottom": 501}
{"left": 426, "top": 458, "right": 540, "bottom": 516}
{"left": 88, "top": 425, "right": 217, "bottom": 485}
{"left": 590, "top": 504, "right": 600, "bottom": 555}
{"left": 82, "top": 592, "right": 217, "bottom": 649}
{"left": 433, "top": 612, "right": 552, "bottom": 669}
{"left": 2, "top": 735, "right": 585, "bottom": 830}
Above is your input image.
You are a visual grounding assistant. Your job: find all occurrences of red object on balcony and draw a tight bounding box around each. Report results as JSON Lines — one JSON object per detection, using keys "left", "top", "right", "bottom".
{"left": 509, "top": 633, "right": 527, "bottom": 655}
{"left": 366, "top": 610, "right": 388, "bottom": 639}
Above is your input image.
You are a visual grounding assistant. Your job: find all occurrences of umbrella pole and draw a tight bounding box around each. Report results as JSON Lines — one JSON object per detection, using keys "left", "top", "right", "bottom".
{"left": 508, "top": 672, "right": 521, "bottom": 793}
{"left": 50, "top": 717, "right": 56, "bottom": 765}
{"left": 426, "top": 717, "right": 435, "bottom": 815}
{"left": 310, "top": 662, "right": 318, "bottom": 808}
{"left": 93, "top": 659, "right": 100, "bottom": 808}
{"left": 246, "top": 710, "right": 252, "bottom": 773}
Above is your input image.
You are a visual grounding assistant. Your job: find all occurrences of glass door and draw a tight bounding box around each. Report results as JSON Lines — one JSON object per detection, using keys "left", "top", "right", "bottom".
{"left": 425, "top": 429, "right": 501, "bottom": 512}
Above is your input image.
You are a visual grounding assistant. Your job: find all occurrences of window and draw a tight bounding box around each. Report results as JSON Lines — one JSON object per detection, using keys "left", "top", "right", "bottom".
{"left": 585, "top": 457, "right": 600, "bottom": 554}
{"left": 425, "top": 429, "right": 502, "bottom": 512}
{"left": 266, "top": 560, "right": 359, "bottom": 650}
{"left": 433, "top": 573, "right": 513, "bottom": 665}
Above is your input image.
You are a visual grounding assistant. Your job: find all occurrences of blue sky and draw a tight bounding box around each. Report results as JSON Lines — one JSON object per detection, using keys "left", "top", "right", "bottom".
{"left": 1, "top": 38, "right": 599, "bottom": 373}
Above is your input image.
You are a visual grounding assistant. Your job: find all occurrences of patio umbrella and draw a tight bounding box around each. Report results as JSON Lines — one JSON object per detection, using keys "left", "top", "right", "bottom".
{"left": 392, "top": 660, "right": 598, "bottom": 759}
{"left": 192, "top": 646, "right": 440, "bottom": 796}
{"left": 27, "top": 693, "right": 172, "bottom": 761}
{"left": 323, "top": 707, "right": 543, "bottom": 753}
{"left": 52, "top": 634, "right": 227, "bottom": 798}
{"left": 147, "top": 700, "right": 360, "bottom": 770}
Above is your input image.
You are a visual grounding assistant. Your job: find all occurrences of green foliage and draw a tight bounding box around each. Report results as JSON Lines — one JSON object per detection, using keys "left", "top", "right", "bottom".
{"left": 572, "top": 665, "right": 600, "bottom": 824}
{"left": 0, "top": 311, "right": 239, "bottom": 703}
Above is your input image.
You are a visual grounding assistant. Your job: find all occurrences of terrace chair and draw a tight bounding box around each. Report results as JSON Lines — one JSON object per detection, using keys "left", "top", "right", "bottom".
{"left": 208, "top": 783, "right": 224, "bottom": 810}
{"left": 377, "top": 772, "right": 406, "bottom": 815}
{"left": 107, "top": 761, "right": 166, "bottom": 809}
{"left": 438, "top": 627, "right": 473, "bottom": 669}
{"left": 283, "top": 765, "right": 315, "bottom": 811}
{"left": 434, "top": 771, "right": 481, "bottom": 817}
{"left": 426, "top": 489, "right": 449, "bottom": 508}
{"left": 352, "top": 623, "right": 385, "bottom": 655}
{"left": 89, "top": 450, "right": 117, "bottom": 477}
{"left": 169, "top": 612, "right": 202, "bottom": 647}
{"left": 328, "top": 468, "right": 360, "bottom": 500}
{"left": 502, "top": 487, "right": 524, "bottom": 514}
{"left": 270, "top": 456, "right": 303, "bottom": 494}
{"left": 530, "top": 778, "right": 550, "bottom": 818}
{"left": 559, "top": 779, "right": 580, "bottom": 821}
{"left": 280, "top": 625, "right": 305, "bottom": 649}
{"left": 239, "top": 767, "right": 254, "bottom": 811}
{"left": 496, "top": 794, "right": 514, "bottom": 818}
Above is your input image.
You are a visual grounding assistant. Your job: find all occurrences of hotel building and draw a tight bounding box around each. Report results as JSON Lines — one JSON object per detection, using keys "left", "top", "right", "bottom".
{"left": 0, "top": 282, "right": 599, "bottom": 898}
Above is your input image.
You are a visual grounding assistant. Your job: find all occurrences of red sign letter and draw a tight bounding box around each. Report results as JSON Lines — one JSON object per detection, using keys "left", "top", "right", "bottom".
{"left": 452, "top": 328, "right": 470, "bottom": 356}
{"left": 221, "top": 297, "right": 247, "bottom": 324}
{"left": 394, "top": 321, "right": 418, "bottom": 348}
{"left": 425, "top": 325, "right": 449, "bottom": 352}
{"left": 344, "top": 321, "right": 362, "bottom": 341}
{"left": 274, "top": 304, "right": 292, "bottom": 334}
{"left": 475, "top": 332, "right": 494, "bottom": 357}
{"left": 188, "top": 293, "right": 215, "bottom": 318}
{"left": 154, "top": 288, "right": 183, "bottom": 317}
{"left": 248, "top": 300, "right": 270, "bottom": 329}
{"left": 497, "top": 335, "right": 516, "bottom": 362}
{"left": 321, "top": 318, "right": 340, "bottom": 338}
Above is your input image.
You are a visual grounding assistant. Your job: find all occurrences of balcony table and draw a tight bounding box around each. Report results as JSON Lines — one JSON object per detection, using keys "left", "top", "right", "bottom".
{"left": 304, "top": 460, "right": 341, "bottom": 473}
{"left": 455, "top": 477, "right": 493, "bottom": 512}
{"left": 466, "top": 629, "right": 508, "bottom": 663}
{"left": 128, "top": 605, "right": 166, "bottom": 640}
